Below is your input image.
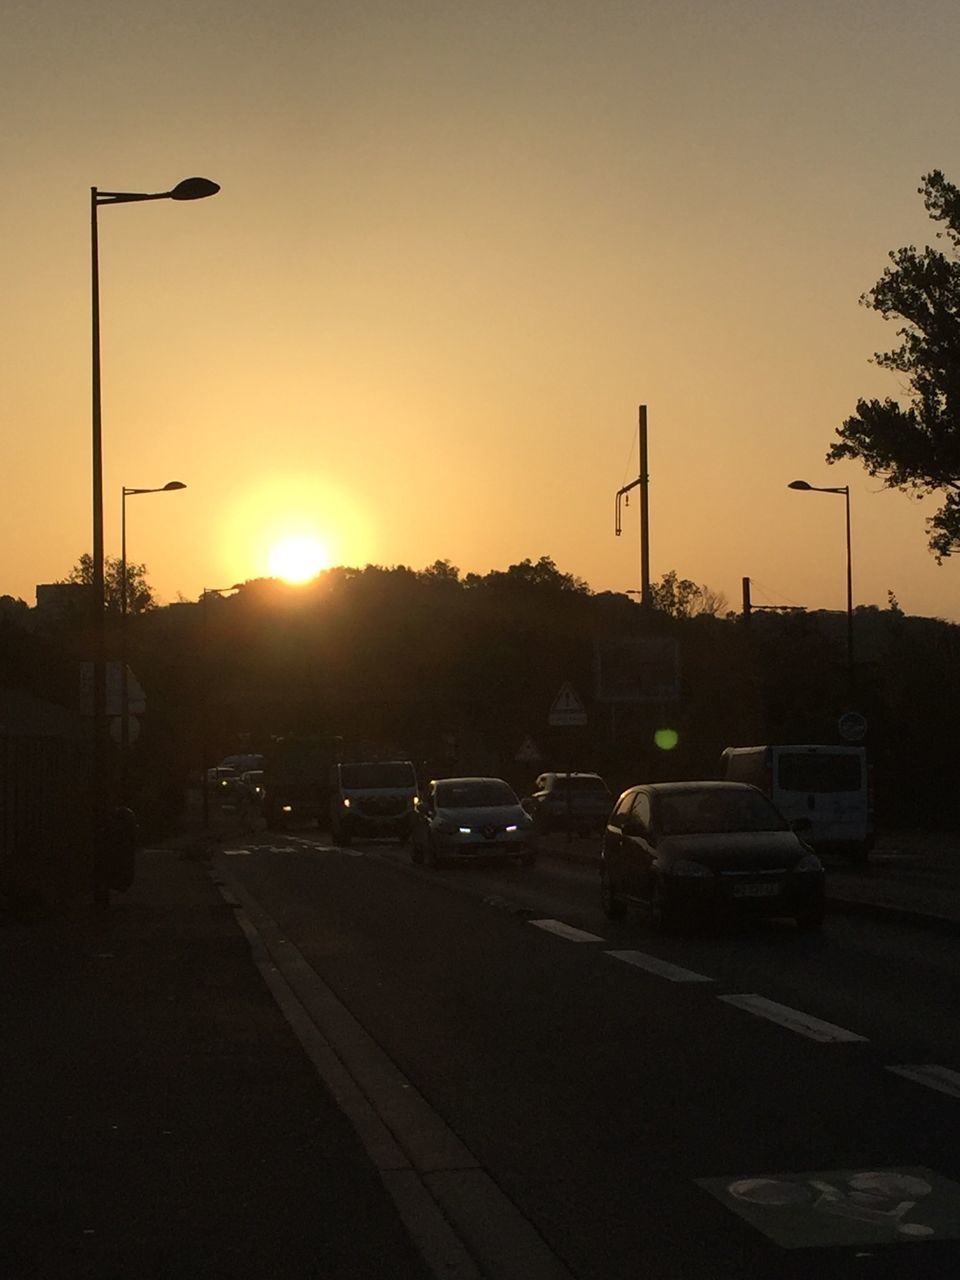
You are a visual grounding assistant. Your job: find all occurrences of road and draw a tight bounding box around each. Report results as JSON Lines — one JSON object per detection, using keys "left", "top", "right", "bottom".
{"left": 214, "top": 828, "right": 960, "bottom": 1279}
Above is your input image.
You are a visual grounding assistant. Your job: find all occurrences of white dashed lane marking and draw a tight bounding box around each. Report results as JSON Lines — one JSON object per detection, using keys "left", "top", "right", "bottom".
{"left": 886, "top": 1064, "right": 960, "bottom": 1099}
{"left": 719, "top": 994, "right": 868, "bottom": 1043}
{"left": 606, "top": 950, "right": 714, "bottom": 983}
{"left": 529, "top": 919, "right": 606, "bottom": 943}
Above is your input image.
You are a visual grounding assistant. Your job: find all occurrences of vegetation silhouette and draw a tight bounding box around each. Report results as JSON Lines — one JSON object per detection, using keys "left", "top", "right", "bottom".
{"left": 830, "top": 170, "right": 960, "bottom": 559}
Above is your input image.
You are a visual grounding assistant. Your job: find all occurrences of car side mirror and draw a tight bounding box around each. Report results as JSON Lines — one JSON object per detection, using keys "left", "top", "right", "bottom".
{"left": 622, "top": 818, "right": 648, "bottom": 839}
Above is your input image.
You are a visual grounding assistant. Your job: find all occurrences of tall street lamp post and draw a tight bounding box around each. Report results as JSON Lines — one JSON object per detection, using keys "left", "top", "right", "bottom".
{"left": 120, "top": 481, "right": 186, "bottom": 798}
{"left": 90, "top": 176, "right": 218, "bottom": 902}
{"left": 201, "top": 584, "right": 243, "bottom": 829}
{"left": 788, "top": 479, "right": 854, "bottom": 691}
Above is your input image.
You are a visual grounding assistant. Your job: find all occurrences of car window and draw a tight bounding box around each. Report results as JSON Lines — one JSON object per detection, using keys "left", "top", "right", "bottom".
{"left": 777, "top": 753, "right": 862, "bottom": 793}
{"left": 551, "top": 776, "right": 609, "bottom": 793}
{"left": 436, "top": 780, "right": 518, "bottom": 808}
{"left": 629, "top": 793, "right": 651, "bottom": 828}
{"left": 653, "top": 788, "right": 788, "bottom": 835}
{"left": 340, "top": 762, "right": 417, "bottom": 789}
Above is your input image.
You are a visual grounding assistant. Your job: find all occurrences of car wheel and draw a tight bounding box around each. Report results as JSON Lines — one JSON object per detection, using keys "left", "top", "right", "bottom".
{"left": 410, "top": 834, "right": 424, "bottom": 865}
{"left": 649, "top": 877, "right": 678, "bottom": 934}
{"left": 338, "top": 822, "right": 352, "bottom": 848}
{"left": 796, "top": 907, "right": 825, "bottom": 933}
{"left": 425, "top": 836, "right": 441, "bottom": 869}
{"left": 600, "top": 865, "right": 626, "bottom": 919}
{"left": 520, "top": 852, "right": 537, "bottom": 869}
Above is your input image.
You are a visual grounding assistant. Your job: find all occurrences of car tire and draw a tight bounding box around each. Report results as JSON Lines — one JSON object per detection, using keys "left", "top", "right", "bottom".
{"left": 424, "top": 836, "right": 441, "bottom": 869}
{"left": 520, "top": 852, "right": 537, "bottom": 869}
{"left": 337, "top": 822, "right": 352, "bottom": 848}
{"left": 600, "top": 865, "right": 627, "bottom": 919}
{"left": 411, "top": 840, "right": 423, "bottom": 865}
{"left": 796, "top": 907, "right": 825, "bottom": 933}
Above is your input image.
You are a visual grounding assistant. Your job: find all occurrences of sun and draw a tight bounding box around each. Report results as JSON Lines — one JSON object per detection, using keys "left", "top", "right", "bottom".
{"left": 268, "top": 535, "right": 332, "bottom": 584}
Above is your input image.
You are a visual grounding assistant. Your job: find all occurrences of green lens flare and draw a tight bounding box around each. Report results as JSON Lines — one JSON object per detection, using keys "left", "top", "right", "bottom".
{"left": 654, "top": 728, "right": 679, "bottom": 751}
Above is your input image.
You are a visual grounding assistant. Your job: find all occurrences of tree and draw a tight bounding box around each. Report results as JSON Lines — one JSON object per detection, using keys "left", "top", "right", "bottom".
{"left": 828, "top": 170, "right": 960, "bottom": 559}
{"left": 650, "top": 570, "right": 727, "bottom": 618}
{"left": 61, "top": 554, "right": 156, "bottom": 615}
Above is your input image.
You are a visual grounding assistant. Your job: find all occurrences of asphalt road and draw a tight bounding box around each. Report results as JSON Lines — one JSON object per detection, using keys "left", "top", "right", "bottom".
{"left": 216, "top": 829, "right": 960, "bottom": 1279}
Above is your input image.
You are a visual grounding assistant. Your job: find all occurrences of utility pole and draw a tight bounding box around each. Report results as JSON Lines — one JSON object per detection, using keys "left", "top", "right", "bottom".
{"left": 615, "top": 404, "right": 651, "bottom": 607}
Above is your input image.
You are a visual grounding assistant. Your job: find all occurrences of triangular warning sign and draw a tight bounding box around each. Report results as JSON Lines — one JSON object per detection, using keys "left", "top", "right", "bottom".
{"left": 549, "top": 682, "right": 587, "bottom": 725}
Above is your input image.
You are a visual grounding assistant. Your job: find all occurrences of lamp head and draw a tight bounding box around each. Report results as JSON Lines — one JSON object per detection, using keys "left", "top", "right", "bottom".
{"left": 162, "top": 481, "right": 187, "bottom": 491}
{"left": 170, "top": 177, "right": 220, "bottom": 201}
{"left": 788, "top": 480, "right": 812, "bottom": 490}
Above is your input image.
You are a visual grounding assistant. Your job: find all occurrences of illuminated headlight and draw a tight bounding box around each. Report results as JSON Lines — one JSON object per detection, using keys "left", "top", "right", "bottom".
{"left": 281, "top": 804, "right": 292, "bottom": 813}
{"left": 670, "top": 859, "right": 712, "bottom": 878}
{"left": 505, "top": 824, "right": 518, "bottom": 832}
{"left": 794, "top": 852, "right": 823, "bottom": 873}
{"left": 458, "top": 826, "right": 473, "bottom": 835}
{"left": 342, "top": 798, "right": 352, "bottom": 808}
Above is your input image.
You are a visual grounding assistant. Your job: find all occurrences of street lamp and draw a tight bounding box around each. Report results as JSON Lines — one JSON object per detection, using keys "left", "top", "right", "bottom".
{"left": 201, "top": 584, "right": 243, "bottom": 829}
{"left": 90, "top": 175, "right": 218, "bottom": 903}
{"left": 788, "top": 479, "right": 854, "bottom": 686}
{"left": 119, "top": 481, "right": 187, "bottom": 798}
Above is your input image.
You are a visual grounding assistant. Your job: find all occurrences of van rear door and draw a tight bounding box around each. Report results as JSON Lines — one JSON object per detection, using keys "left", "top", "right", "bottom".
{"left": 774, "top": 748, "right": 867, "bottom": 845}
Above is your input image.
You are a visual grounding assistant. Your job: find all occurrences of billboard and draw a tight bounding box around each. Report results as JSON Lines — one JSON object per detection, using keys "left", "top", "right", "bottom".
{"left": 593, "top": 637, "right": 680, "bottom": 704}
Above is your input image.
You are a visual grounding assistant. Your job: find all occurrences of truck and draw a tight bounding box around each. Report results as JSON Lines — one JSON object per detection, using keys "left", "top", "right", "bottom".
{"left": 262, "top": 737, "right": 334, "bottom": 829}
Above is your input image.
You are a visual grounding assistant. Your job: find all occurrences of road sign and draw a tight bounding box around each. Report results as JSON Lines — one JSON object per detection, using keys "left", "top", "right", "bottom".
{"left": 838, "top": 711, "right": 867, "bottom": 742}
{"left": 109, "top": 715, "right": 141, "bottom": 746}
{"left": 80, "top": 661, "right": 147, "bottom": 716}
{"left": 549, "top": 682, "right": 587, "bottom": 727}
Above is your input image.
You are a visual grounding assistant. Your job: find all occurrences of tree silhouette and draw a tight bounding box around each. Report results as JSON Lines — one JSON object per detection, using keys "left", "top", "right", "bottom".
{"left": 828, "top": 170, "right": 960, "bottom": 559}
{"left": 61, "top": 554, "right": 156, "bottom": 615}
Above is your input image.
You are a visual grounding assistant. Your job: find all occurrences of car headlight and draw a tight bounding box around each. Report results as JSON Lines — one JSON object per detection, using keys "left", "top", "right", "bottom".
{"left": 458, "top": 826, "right": 473, "bottom": 835}
{"left": 794, "top": 852, "right": 823, "bottom": 873}
{"left": 505, "top": 824, "right": 518, "bottom": 832}
{"left": 670, "top": 859, "right": 713, "bottom": 878}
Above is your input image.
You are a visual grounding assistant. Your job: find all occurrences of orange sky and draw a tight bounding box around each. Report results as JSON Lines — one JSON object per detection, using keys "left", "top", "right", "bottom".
{"left": 3, "top": 0, "right": 960, "bottom": 619}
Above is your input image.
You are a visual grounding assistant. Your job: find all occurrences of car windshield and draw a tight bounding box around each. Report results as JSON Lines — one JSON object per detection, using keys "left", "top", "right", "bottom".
{"left": 552, "top": 777, "right": 609, "bottom": 793}
{"left": 340, "top": 762, "right": 416, "bottom": 789}
{"left": 654, "top": 788, "right": 788, "bottom": 835}
{"left": 436, "top": 780, "right": 518, "bottom": 808}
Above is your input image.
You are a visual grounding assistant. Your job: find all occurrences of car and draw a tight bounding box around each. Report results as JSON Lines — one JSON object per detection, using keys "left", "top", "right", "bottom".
{"left": 330, "top": 760, "right": 419, "bottom": 845}
{"left": 522, "top": 771, "right": 613, "bottom": 836}
{"left": 600, "top": 781, "right": 825, "bottom": 932}
{"left": 412, "top": 777, "right": 538, "bottom": 868}
{"left": 239, "top": 769, "right": 265, "bottom": 805}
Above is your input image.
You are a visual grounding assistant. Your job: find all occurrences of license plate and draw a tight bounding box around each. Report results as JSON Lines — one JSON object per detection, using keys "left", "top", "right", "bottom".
{"left": 732, "top": 882, "right": 780, "bottom": 898}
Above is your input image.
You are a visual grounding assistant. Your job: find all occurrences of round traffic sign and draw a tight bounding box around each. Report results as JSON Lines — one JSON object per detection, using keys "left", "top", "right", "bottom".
{"left": 838, "top": 711, "right": 867, "bottom": 742}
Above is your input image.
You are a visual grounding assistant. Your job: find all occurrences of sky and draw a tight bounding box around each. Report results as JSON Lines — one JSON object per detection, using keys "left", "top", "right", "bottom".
{"left": 4, "top": 0, "right": 960, "bottom": 620}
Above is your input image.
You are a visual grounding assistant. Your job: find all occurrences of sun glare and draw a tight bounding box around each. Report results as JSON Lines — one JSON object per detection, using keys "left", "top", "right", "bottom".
{"left": 268, "top": 535, "right": 332, "bottom": 584}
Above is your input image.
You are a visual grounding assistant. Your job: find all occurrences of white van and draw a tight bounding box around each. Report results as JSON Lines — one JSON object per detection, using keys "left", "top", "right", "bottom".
{"left": 720, "top": 745, "right": 873, "bottom": 863}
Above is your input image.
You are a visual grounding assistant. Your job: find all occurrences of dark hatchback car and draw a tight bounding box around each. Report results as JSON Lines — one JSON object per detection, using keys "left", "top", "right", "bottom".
{"left": 522, "top": 772, "right": 613, "bottom": 836}
{"left": 600, "top": 781, "right": 825, "bottom": 932}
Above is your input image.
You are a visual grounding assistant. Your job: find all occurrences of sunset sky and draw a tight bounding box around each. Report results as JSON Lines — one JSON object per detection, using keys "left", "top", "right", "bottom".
{"left": 4, "top": 0, "right": 960, "bottom": 620}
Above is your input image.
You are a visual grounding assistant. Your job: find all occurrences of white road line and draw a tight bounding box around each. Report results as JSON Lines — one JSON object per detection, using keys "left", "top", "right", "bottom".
{"left": 606, "top": 950, "right": 714, "bottom": 983}
{"left": 529, "top": 919, "right": 605, "bottom": 943}
{"left": 887, "top": 1064, "right": 960, "bottom": 1099}
{"left": 719, "top": 994, "right": 868, "bottom": 1043}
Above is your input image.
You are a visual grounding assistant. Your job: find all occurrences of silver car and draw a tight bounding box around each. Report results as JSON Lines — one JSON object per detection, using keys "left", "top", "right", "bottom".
{"left": 412, "top": 777, "right": 538, "bottom": 868}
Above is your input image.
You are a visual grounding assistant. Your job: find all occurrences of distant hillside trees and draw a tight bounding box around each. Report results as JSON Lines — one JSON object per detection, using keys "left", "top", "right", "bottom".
{"left": 829, "top": 170, "right": 960, "bottom": 559}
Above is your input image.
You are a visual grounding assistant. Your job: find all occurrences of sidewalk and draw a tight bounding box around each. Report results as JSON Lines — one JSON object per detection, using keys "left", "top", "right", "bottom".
{"left": 0, "top": 841, "right": 431, "bottom": 1280}
{"left": 542, "top": 830, "right": 960, "bottom": 931}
